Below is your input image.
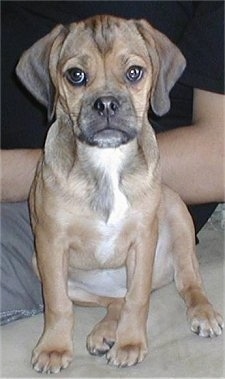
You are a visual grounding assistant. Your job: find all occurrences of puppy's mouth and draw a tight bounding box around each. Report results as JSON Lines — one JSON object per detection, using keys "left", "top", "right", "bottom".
{"left": 76, "top": 93, "right": 138, "bottom": 148}
{"left": 78, "top": 127, "right": 137, "bottom": 148}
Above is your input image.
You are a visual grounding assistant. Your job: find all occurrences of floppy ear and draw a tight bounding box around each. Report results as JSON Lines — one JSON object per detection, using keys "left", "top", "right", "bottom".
{"left": 135, "top": 20, "right": 186, "bottom": 116}
{"left": 16, "top": 24, "right": 68, "bottom": 121}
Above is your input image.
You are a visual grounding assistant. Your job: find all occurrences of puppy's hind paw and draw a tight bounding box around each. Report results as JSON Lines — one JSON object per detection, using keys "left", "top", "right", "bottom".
{"left": 86, "top": 320, "right": 116, "bottom": 356}
{"left": 106, "top": 341, "right": 148, "bottom": 367}
{"left": 188, "top": 304, "right": 224, "bottom": 338}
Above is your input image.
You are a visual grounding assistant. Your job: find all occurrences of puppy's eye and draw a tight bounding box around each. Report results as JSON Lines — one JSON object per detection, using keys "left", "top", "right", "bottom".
{"left": 126, "top": 66, "right": 144, "bottom": 82}
{"left": 65, "top": 68, "right": 87, "bottom": 86}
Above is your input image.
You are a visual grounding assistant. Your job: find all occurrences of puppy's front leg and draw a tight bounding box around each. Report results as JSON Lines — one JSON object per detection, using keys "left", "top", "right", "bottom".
{"left": 107, "top": 218, "right": 158, "bottom": 367}
{"left": 32, "top": 228, "right": 74, "bottom": 374}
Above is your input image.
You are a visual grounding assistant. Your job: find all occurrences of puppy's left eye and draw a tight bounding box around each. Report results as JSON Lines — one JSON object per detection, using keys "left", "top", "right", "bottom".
{"left": 126, "top": 66, "right": 144, "bottom": 82}
{"left": 65, "top": 68, "right": 87, "bottom": 86}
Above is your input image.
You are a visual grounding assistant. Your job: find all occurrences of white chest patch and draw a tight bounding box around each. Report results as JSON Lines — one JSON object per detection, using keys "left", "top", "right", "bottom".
{"left": 92, "top": 148, "right": 129, "bottom": 264}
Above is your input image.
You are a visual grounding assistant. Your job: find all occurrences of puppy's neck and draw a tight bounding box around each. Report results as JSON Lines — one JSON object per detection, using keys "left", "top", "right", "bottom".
{"left": 77, "top": 141, "right": 137, "bottom": 222}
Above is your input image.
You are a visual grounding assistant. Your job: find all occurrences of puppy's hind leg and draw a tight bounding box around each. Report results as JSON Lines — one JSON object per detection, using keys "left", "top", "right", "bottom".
{"left": 86, "top": 298, "right": 124, "bottom": 356}
{"left": 68, "top": 286, "right": 124, "bottom": 356}
{"left": 170, "top": 203, "right": 224, "bottom": 338}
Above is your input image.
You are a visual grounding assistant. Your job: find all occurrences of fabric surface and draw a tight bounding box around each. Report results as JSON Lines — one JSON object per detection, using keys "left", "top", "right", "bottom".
{"left": 0, "top": 202, "right": 43, "bottom": 325}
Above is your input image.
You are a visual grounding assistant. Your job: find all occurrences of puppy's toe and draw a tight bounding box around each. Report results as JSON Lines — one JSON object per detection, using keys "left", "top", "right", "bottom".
{"left": 32, "top": 348, "right": 73, "bottom": 374}
{"left": 86, "top": 320, "right": 117, "bottom": 356}
{"left": 106, "top": 341, "right": 147, "bottom": 367}
{"left": 188, "top": 304, "right": 224, "bottom": 338}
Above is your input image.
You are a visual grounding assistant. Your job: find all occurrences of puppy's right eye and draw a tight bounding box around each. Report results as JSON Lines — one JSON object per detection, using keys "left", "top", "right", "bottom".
{"left": 65, "top": 68, "right": 87, "bottom": 86}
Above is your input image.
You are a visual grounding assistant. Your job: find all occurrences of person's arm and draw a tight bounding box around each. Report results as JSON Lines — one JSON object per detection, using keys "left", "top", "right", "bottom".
{"left": 1, "top": 90, "right": 224, "bottom": 204}
{"left": 0, "top": 149, "right": 42, "bottom": 202}
{"left": 157, "top": 88, "right": 225, "bottom": 204}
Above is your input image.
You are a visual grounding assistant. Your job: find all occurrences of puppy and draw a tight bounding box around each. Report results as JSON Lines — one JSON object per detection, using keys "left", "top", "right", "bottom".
{"left": 16, "top": 15, "right": 223, "bottom": 373}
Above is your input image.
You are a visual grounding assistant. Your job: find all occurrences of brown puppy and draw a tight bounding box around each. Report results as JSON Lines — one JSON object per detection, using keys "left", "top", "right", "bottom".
{"left": 16, "top": 15, "right": 223, "bottom": 374}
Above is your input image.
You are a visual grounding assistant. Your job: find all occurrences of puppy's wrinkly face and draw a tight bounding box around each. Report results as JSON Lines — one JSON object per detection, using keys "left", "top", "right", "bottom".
{"left": 56, "top": 18, "right": 153, "bottom": 148}
{"left": 16, "top": 15, "right": 186, "bottom": 148}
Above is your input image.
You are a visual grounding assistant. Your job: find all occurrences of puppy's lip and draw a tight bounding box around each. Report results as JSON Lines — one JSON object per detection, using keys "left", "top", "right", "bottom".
{"left": 92, "top": 128, "right": 129, "bottom": 148}
{"left": 79, "top": 127, "right": 136, "bottom": 148}
{"left": 94, "top": 128, "right": 124, "bottom": 137}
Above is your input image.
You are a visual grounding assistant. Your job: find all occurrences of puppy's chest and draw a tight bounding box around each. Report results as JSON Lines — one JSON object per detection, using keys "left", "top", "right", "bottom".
{"left": 92, "top": 165, "right": 128, "bottom": 221}
{"left": 91, "top": 157, "right": 129, "bottom": 264}
{"left": 96, "top": 199, "right": 128, "bottom": 265}
{"left": 67, "top": 150, "right": 133, "bottom": 269}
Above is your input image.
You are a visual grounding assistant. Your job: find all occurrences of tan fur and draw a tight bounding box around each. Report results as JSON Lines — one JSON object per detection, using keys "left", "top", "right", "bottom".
{"left": 16, "top": 15, "right": 223, "bottom": 374}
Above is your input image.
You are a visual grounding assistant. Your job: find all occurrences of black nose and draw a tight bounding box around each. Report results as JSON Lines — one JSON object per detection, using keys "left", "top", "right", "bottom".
{"left": 93, "top": 96, "right": 119, "bottom": 117}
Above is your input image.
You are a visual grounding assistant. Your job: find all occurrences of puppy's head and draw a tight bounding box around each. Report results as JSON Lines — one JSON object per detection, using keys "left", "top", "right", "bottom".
{"left": 16, "top": 15, "right": 185, "bottom": 148}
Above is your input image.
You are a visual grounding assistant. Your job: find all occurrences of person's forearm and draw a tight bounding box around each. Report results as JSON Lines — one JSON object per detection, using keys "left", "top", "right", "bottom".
{"left": 0, "top": 149, "right": 42, "bottom": 202}
{"left": 1, "top": 93, "right": 224, "bottom": 204}
{"left": 157, "top": 123, "right": 225, "bottom": 204}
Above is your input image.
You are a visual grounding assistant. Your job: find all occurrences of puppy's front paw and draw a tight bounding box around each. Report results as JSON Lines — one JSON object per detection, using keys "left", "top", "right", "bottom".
{"left": 188, "top": 304, "right": 224, "bottom": 338}
{"left": 87, "top": 320, "right": 117, "bottom": 356}
{"left": 32, "top": 345, "right": 73, "bottom": 374}
{"left": 106, "top": 341, "right": 148, "bottom": 367}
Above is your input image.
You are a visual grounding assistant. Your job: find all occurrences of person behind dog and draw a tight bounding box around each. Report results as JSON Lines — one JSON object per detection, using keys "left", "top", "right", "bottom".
{"left": 1, "top": 1, "right": 224, "bottom": 325}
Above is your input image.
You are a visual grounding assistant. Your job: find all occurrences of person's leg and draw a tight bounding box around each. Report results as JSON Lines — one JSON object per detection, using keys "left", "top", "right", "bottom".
{"left": 0, "top": 201, "right": 43, "bottom": 325}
